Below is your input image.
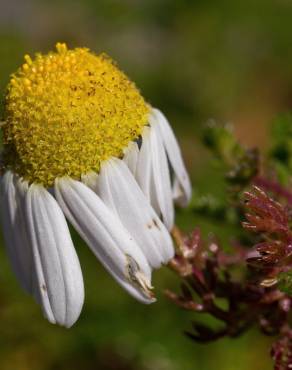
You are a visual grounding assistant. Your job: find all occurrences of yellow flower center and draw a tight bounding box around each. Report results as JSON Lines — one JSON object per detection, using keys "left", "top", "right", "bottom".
{"left": 2, "top": 43, "right": 150, "bottom": 186}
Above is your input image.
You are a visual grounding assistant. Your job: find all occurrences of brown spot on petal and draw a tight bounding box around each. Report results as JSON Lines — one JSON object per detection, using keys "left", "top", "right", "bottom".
{"left": 153, "top": 219, "right": 161, "bottom": 230}
{"left": 147, "top": 219, "right": 161, "bottom": 230}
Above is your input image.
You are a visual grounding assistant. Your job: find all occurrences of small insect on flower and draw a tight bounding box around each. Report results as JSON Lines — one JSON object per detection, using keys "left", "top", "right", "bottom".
{"left": 0, "top": 43, "right": 191, "bottom": 327}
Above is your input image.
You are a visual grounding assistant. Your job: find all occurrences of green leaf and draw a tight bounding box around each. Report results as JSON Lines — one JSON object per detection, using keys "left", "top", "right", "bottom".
{"left": 202, "top": 121, "right": 244, "bottom": 165}
{"left": 278, "top": 270, "right": 292, "bottom": 296}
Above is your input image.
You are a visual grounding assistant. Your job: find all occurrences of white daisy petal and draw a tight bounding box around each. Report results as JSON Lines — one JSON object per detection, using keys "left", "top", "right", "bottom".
{"left": 81, "top": 171, "right": 99, "bottom": 192}
{"left": 135, "top": 125, "right": 174, "bottom": 229}
{"left": 135, "top": 127, "right": 152, "bottom": 200}
{"left": 93, "top": 158, "right": 174, "bottom": 267}
{"left": 152, "top": 108, "right": 192, "bottom": 206}
{"left": 148, "top": 115, "right": 174, "bottom": 230}
{"left": 0, "top": 172, "right": 33, "bottom": 294}
{"left": 25, "top": 184, "right": 84, "bottom": 328}
{"left": 123, "top": 141, "right": 139, "bottom": 177}
{"left": 172, "top": 176, "right": 187, "bottom": 205}
{"left": 54, "top": 177, "right": 155, "bottom": 304}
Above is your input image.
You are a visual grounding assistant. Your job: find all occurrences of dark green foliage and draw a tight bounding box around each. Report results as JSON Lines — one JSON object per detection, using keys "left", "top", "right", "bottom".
{"left": 278, "top": 270, "right": 292, "bottom": 296}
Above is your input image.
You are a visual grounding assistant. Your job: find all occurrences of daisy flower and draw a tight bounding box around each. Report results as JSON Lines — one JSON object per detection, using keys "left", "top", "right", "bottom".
{"left": 0, "top": 43, "right": 191, "bottom": 327}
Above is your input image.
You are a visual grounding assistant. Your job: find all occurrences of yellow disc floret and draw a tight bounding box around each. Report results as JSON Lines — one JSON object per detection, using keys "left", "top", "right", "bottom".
{"left": 2, "top": 42, "right": 150, "bottom": 186}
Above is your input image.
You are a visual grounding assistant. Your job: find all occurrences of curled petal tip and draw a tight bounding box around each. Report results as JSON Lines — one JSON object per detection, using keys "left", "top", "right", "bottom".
{"left": 126, "top": 254, "right": 156, "bottom": 301}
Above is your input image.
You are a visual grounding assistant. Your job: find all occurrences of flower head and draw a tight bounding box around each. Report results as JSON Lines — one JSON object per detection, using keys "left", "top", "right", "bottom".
{"left": 3, "top": 42, "right": 149, "bottom": 186}
{"left": 0, "top": 43, "right": 191, "bottom": 327}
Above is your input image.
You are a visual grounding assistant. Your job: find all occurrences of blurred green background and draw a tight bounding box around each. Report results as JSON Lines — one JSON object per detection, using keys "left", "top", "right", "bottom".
{"left": 1, "top": 0, "right": 292, "bottom": 369}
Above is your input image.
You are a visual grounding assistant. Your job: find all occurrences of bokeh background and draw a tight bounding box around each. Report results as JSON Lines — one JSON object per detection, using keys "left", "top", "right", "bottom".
{"left": 1, "top": 1, "right": 292, "bottom": 369}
